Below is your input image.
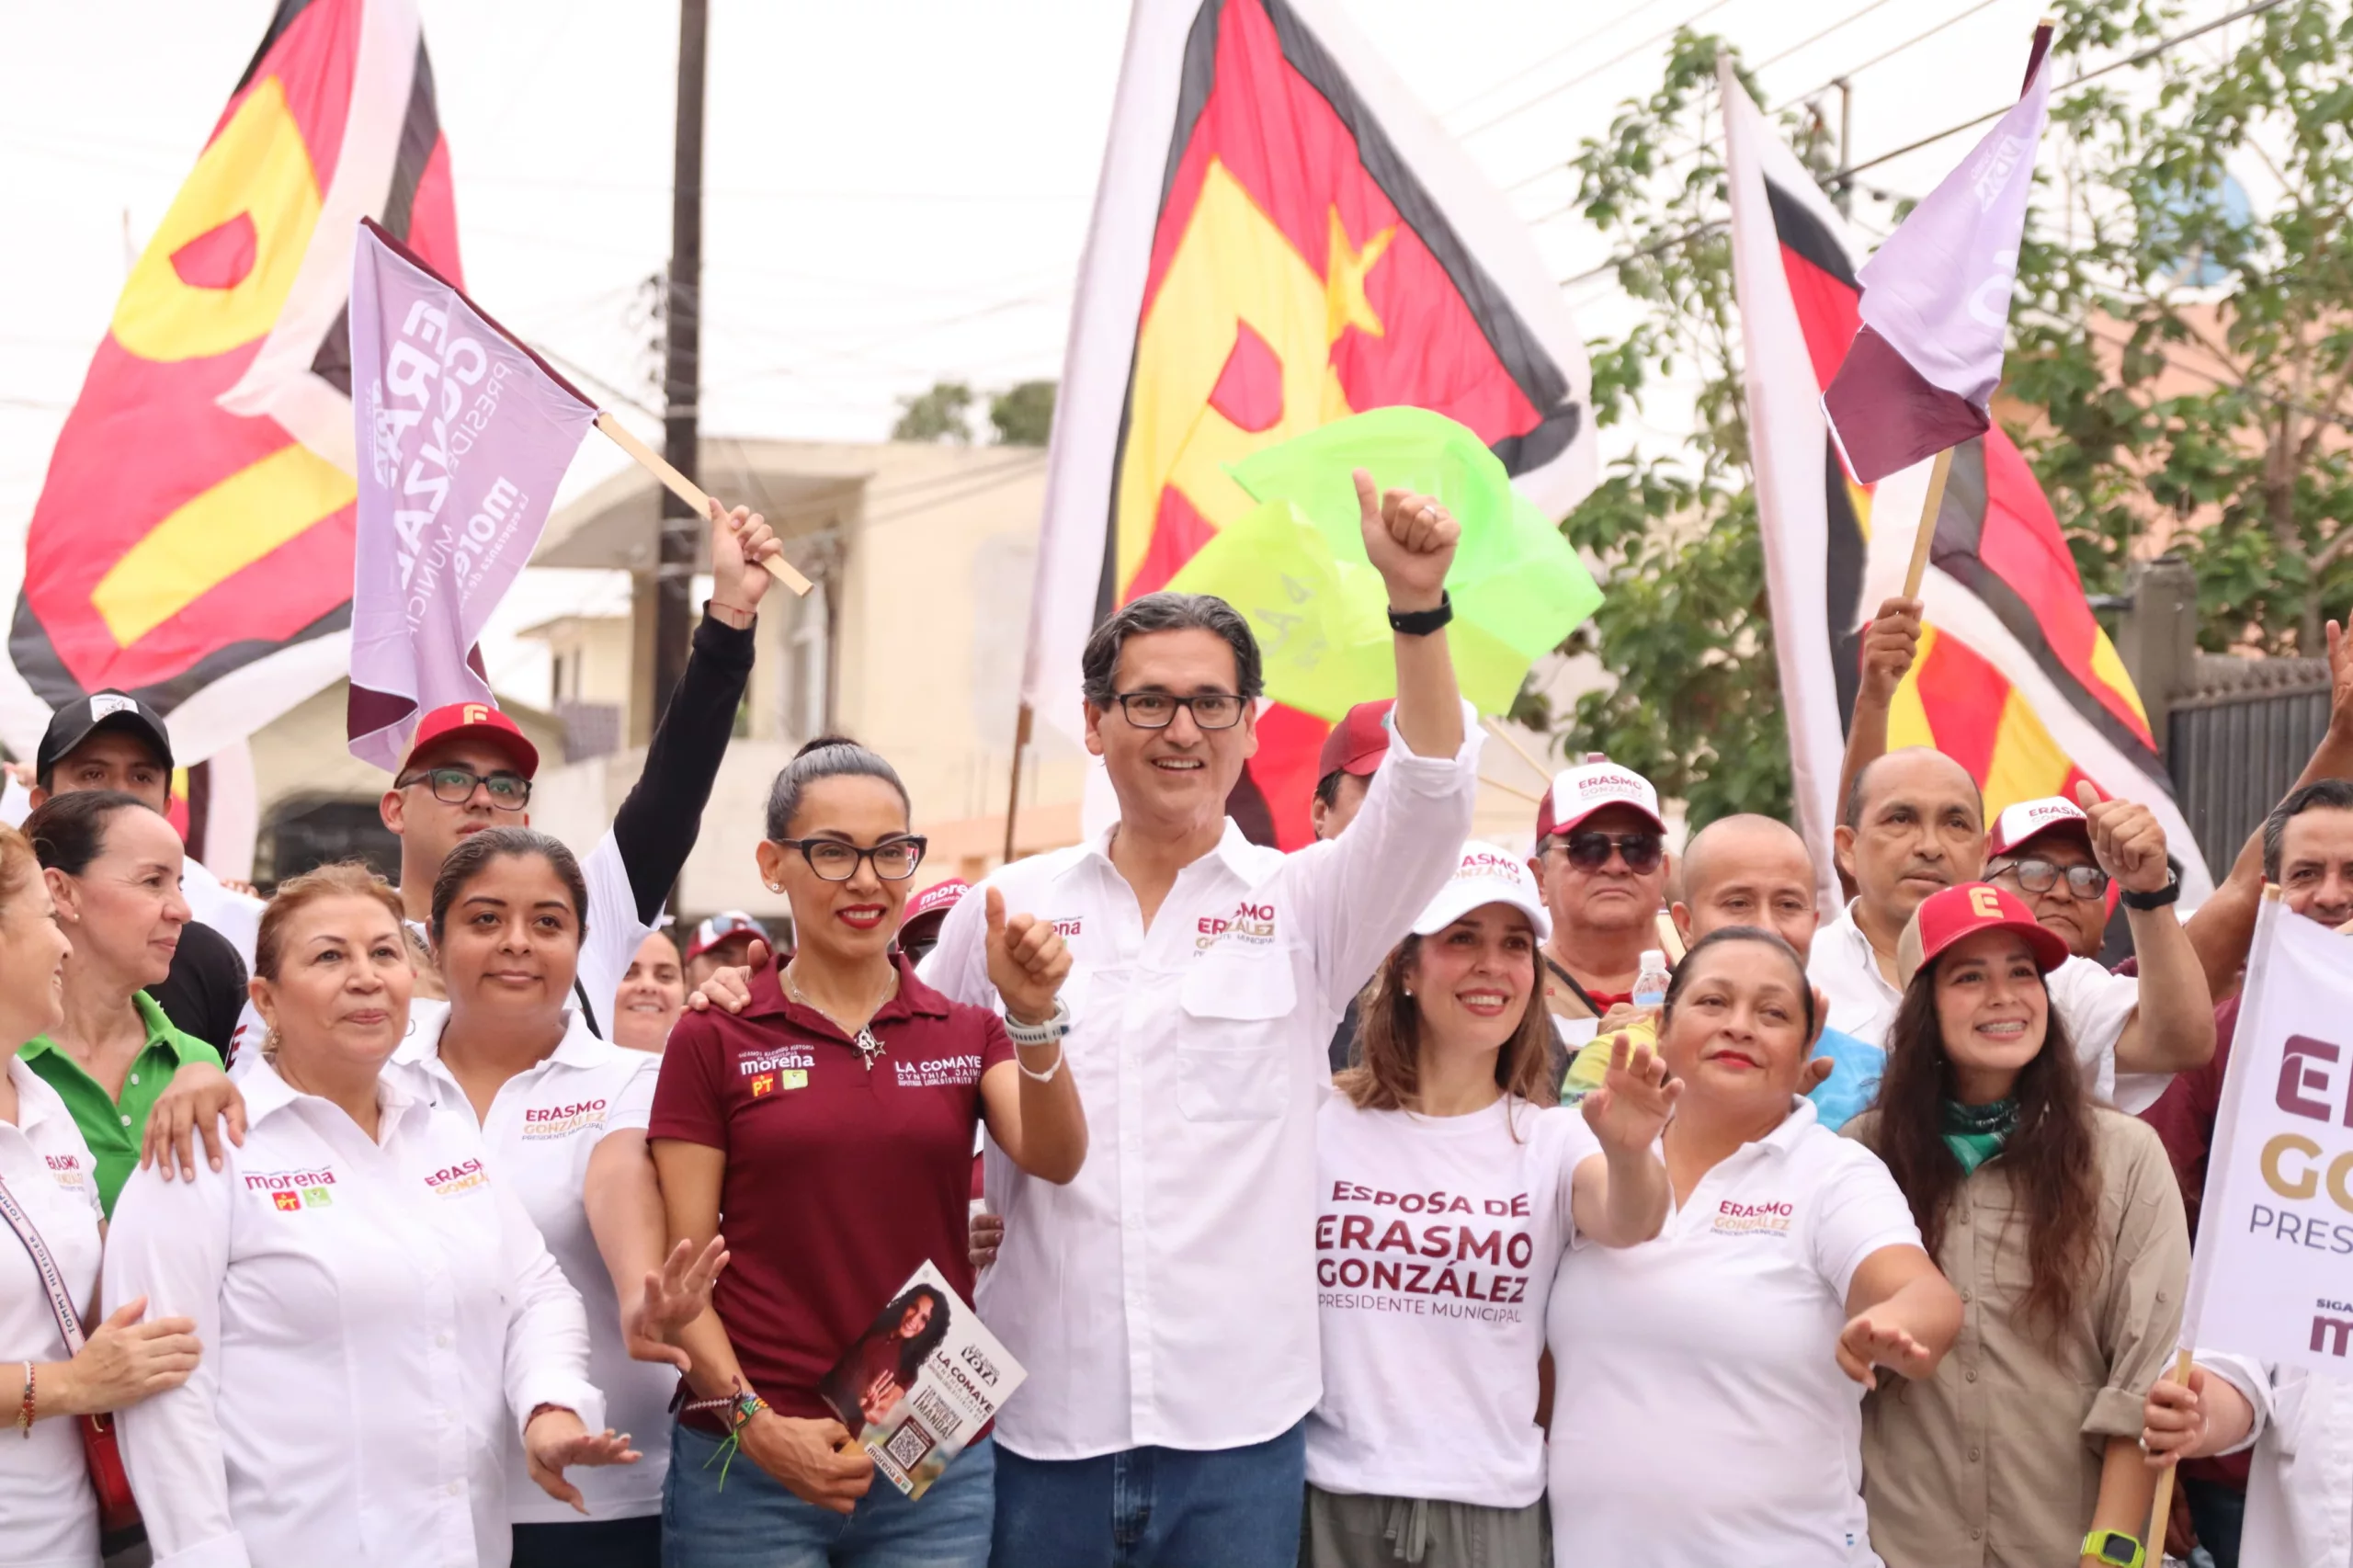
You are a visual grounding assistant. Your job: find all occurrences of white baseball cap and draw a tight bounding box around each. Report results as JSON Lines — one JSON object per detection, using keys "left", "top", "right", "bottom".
{"left": 1536, "top": 753, "right": 1665, "bottom": 839}
{"left": 1986, "top": 795, "right": 2092, "bottom": 858}
{"left": 1411, "top": 843, "right": 1553, "bottom": 942}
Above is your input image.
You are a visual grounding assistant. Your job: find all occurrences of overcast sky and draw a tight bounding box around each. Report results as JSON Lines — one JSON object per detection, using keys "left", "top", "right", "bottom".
{"left": 1, "top": 0, "right": 2256, "bottom": 702}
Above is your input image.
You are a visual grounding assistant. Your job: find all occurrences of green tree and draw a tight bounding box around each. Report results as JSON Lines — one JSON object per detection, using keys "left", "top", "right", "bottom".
{"left": 892, "top": 380, "right": 976, "bottom": 443}
{"left": 1539, "top": 2, "right": 2353, "bottom": 826}
{"left": 990, "top": 380, "right": 1057, "bottom": 446}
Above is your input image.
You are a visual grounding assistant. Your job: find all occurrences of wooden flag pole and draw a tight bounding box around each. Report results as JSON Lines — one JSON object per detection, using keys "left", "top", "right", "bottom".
{"left": 2145, "top": 1346, "right": 2194, "bottom": 1551}
{"left": 1480, "top": 714, "right": 1560, "bottom": 789}
{"left": 1901, "top": 445, "right": 1956, "bottom": 600}
{"left": 1002, "top": 702, "right": 1033, "bottom": 865}
{"left": 1480, "top": 772, "right": 1543, "bottom": 806}
{"left": 594, "top": 412, "right": 814, "bottom": 596}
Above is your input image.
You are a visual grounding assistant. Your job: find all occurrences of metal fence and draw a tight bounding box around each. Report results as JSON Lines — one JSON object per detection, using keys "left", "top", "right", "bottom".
{"left": 2165, "top": 653, "right": 2332, "bottom": 874}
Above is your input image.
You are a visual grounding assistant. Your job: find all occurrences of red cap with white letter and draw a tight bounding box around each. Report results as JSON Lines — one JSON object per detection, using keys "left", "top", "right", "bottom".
{"left": 1534, "top": 754, "right": 1665, "bottom": 840}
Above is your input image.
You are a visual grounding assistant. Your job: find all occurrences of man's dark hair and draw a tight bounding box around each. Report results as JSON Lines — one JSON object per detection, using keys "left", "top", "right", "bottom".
{"left": 2263, "top": 777, "right": 2353, "bottom": 881}
{"left": 1079, "top": 592, "right": 1263, "bottom": 708}
{"left": 1313, "top": 770, "right": 1345, "bottom": 809}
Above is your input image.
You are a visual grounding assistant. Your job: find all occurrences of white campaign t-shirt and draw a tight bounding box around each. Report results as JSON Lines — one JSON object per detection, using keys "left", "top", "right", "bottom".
{"left": 394, "top": 1009, "right": 671, "bottom": 1524}
{"left": 1549, "top": 1098, "right": 1922, "bottom": 1567}
{"left": 0, "top": 1058, "right": 106, "bottom": 1568}
{"left": 1308, "top": 1094, "right": 1597, "bottom": 1509}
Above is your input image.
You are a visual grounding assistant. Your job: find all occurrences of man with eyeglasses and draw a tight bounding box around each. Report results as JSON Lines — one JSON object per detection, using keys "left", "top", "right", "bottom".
{"left": 1527, "top": 756, "right": 1674, "bottom": 1058}
{"left": 920, "top": 472, "right": 1477, "bottom": 1568}
{"left": 1984, "top": 796, "right": 2116, "bottom": 960}
{"left": 380, "top": 501, "right": 784, "bottom": 1037}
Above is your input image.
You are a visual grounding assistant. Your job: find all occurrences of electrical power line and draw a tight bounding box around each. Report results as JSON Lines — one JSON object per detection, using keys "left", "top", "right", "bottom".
{"left": 1555, "top": 0, "right": 2293, "bottom": 288}
{"left": 1750, "top": 0, "right": 1904, "bottom": 73}
{"left": 1455, "top": 0, "right": 1741, "bottom": 141}
{"left": 1441, "top": 0, "right": 1665, "bottom": 120}
{"left": 1774, "top": 0, "right": 2002, "bottom": 110}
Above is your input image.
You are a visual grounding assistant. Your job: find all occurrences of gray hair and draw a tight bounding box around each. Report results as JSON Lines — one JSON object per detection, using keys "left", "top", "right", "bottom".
{"left": 1079, "top": 592, "right": 1264, "bottom": 708}
{"left": 2263, "top": 777, "right": 2353, "bottom": 881}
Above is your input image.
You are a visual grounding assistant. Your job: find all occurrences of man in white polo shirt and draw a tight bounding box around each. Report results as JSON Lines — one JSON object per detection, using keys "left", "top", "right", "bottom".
{"left": 921, "top": 471, "right": 1477, "bottom": 1568}
{"left": 1810, "top": 749, "right": 2212, "bottom": 1111}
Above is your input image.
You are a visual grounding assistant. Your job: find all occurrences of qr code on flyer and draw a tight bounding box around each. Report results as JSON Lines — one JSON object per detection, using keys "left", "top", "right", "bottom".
{"left": 885, "top": 1418, "right": 937, "bottom": 1473}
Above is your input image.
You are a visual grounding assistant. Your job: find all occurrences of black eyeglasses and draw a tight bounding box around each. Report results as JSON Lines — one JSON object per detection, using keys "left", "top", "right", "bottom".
{"left": 1552, "top": 829, "right": 1665, "bottom": 874}
{"left": 1994, "top": 857, "right": 2109, "bottom": 900}
{"left": 1108, "top": 691, "right": 1247, "bottom": 730}
{"left": 773, "top": 835, "right": 929, "bottom": 882}
{"left": 395, "top": 766, "right": 531, "bottom": 810}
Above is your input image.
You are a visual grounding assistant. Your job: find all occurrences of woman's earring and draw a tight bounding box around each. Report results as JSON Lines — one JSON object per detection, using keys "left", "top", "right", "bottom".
{"left": 766, "top": 881, "right": 782, "bottom": 893}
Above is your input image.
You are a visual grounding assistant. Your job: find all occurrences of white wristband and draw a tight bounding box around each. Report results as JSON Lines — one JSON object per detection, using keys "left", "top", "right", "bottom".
{"left": 1015, "top": 1039, "right": 1066, "bottom": 1084}
{"left": 1003, "top": 996, "right": 1069, "bottom": 1050}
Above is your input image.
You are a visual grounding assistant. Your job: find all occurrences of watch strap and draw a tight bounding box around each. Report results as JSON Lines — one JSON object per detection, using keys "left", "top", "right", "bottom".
{"left": 2081, "top": 1529, "right": 2144, "bottom": 1568}
{"left": 2120, "top": 871, "right": 2181, "bottom": 911}
{"left": 1386, "top": 592, "right": 1453, "bottom": 637}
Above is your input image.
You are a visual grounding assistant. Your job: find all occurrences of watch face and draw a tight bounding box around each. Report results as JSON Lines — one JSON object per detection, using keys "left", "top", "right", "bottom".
{"left": 2096, "top": 1532, "right": 2138, "bottom": 1564}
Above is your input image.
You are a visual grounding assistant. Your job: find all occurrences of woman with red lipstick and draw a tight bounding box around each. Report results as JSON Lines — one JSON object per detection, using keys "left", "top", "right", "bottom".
{"left": 1849, "top": 883, "right": 2188, "bottom": 1568}
{"left": 651, "top": 736, "right": 1086, "bottom": 1568}
{"left": 1304, "top": 845, "right": 1675, "bottom": 1568}
{"left": 1547, "top": 926, "right": 1961, "bottom": 1566}
{"left": 18, "top": 790, "right": 219, "bottom": 1217}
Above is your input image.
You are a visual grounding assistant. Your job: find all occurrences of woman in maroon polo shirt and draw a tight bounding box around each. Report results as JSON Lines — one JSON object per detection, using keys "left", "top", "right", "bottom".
{"left": 650, "top": 737, "right": 1086, "bottom": 1568}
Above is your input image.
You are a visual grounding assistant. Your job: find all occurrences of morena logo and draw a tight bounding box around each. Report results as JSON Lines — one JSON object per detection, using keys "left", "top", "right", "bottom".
{"left": 244, "top": 1168, "right": 337, "bottom": 1192}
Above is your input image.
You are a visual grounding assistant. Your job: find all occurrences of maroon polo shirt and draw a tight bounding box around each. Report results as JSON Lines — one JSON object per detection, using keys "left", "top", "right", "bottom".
{"left": 650, "top": 953, "right": 1012, "bottom": 1419}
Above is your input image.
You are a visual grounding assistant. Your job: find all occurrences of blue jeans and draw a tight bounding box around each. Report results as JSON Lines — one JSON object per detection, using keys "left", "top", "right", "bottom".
{"left": 990, "top": 1421, "right": 1307, "bottom": 1568}
{"left": 663, "top": 1423, "right": 995, "bottom": 1568}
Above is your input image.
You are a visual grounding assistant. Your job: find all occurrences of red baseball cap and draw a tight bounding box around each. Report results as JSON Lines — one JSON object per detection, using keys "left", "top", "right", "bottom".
{"left": 901, "top": 878, "right": 968, "bottom": 937}
{"left": 1986, "top": 796, "right": 2093, "bottom": 859}
{"left": 685, "top": 911, "right": 773, "bottom": 965}
{"left": 403, "top": 701, "right": 540, "bottom": 779}
{"left": 1897, "top": 881, "right": 2072, "bottom": 986}
{"left": 1317, "top": 700, "right": 1395, "bottom": 781}
{"left": 1535, "top": 754, "right": 1665, "bottom": 840}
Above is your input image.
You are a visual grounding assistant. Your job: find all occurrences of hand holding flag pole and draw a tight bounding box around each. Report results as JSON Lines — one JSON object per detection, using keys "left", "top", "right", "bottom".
{"left": 594, "top": 413, "right": 812, "bottom": 595}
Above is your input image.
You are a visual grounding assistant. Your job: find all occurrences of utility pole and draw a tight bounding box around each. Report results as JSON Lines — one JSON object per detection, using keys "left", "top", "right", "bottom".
{"left": 655, "top": 0, "right": 707, "bottom": 720}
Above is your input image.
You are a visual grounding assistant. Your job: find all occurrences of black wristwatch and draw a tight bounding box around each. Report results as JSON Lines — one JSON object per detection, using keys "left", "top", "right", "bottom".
{"left": 2120, "top": 869, "right": 2181, "bottom": 912}
{"left": 1387, "top": 591, "right": 1453, "bottom": 637}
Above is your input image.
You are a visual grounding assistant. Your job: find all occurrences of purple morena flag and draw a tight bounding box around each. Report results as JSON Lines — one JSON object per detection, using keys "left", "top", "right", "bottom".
{"left": 1822, "top": 24, "right": 2053, "bottom": 483}
{"left": 347, "top": 217, "right": 596, "bottom": 768}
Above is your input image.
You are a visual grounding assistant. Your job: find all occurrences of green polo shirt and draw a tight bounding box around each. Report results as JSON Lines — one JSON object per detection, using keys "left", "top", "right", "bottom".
{"left": 19, "top": 992, "right": 221, "bottom": 1215}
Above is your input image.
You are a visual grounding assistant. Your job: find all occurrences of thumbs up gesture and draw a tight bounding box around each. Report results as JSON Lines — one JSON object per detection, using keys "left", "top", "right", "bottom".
{"left": 983, "top": 886, "right": 1071, "bottom": 1028}
{"left": 1354, "top": 468, "right": 1459, "bottom": 611}
{"left": 2075, "top": 781, "right": 2172, "bottom": 897}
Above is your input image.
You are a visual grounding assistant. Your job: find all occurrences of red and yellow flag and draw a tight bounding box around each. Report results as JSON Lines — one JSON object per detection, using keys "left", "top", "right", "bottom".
{"left": 1021, "top": 0, "right": 1596, "bottom": 848}
{"left": 10, "top": 0, "right": 460, "bottom": 765}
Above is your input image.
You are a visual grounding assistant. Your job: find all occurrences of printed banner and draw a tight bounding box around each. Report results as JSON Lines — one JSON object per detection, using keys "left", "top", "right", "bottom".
{"left": 2182, "top": 897, "right": 2353, "bottom": 1378}
{"left": 346, "top": 220, "right": 594, "bottom": 767}
{"left": 6, "top": 0, "right": 460, "bottom": 767}
{"left": 820, "top": 1261, "right": 1025, "bottom": 1499}
{"left": 1022, "top": 0, "right": 1597, "bottom": 847}
{"left": 1719, "top": 60, "right": 2211, "bottom": 906}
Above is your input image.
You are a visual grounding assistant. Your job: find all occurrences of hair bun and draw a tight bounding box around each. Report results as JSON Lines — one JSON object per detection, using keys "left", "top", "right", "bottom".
{"left": 792, "top": 734, "right": 862, "bottom": 760}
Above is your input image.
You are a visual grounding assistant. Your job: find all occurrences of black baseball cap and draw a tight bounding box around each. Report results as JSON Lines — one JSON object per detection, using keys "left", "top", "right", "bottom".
{"left": 37, "top": 691, "right": 174, "bottom": 784}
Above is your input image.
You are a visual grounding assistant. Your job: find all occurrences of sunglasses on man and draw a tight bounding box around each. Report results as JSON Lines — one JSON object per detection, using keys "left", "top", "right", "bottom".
{"left": 1549, "top": 829, "right": 1665, "bottom": 874}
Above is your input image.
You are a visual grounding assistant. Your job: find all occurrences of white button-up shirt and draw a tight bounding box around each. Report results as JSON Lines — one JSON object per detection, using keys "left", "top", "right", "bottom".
{"left": 1808, "top": 900, "right": 2163, "bottom": 1110}
{"left": 921, "top": 722, "right": 1479, "bottom": 1459}
{"left": 394, "top": 1009, "right": 669, "bottom": 1524}
{"left": 103, "top": 1058, "right": 604, "bottom": 1568}
{"left": 2208, "top": 1353, "right": 2353, "bottom": 1568}
{"left": 0, "top": 1057, "right": 106, "bottom": 1568}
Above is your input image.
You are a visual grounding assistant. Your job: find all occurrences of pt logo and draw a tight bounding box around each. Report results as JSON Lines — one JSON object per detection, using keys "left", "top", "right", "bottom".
{"left": 750, "top": 1074, "right": 776, "bottom": 1097}
{"left": 273, "top": 1191, "right": 302, "bottom": 1212}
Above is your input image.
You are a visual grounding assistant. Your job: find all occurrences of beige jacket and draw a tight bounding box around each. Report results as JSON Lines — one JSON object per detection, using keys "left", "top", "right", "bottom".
{"left": 1847, "top": 1108, "right": 2189, "bottom": 1568}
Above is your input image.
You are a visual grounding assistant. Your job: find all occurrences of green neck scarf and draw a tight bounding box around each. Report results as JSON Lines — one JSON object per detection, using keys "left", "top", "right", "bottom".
{"left": 1941, "top": 1097, "right": 2018, "bottom": 1176}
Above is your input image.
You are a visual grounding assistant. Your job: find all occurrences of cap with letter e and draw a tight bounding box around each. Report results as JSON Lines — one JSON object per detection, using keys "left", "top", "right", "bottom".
{"left": 1412, "top": 842, "right": 1552, "bottom": 942}
{"left": 1535, "top": 753, "right": 1665, "bottom": 840}
{"left": 402, "top": 701, "right": 540, "bottom": 779}
{"left": 38, "top": 690, "right": 175, "bottom": 780}
{"left": 1896, "top": 881, "right": 2071, "bottom": 986}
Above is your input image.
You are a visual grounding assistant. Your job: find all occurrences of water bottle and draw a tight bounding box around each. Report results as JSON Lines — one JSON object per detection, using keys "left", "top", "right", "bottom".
{"left": 1632, "top": 949, "right": 1671, "bottom": 1010}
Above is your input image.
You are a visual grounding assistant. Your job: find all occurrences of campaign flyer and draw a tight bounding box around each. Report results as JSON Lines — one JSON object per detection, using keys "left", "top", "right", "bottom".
{"left": 818, "top": 1260, "right": 1025, "bottom": 1498}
